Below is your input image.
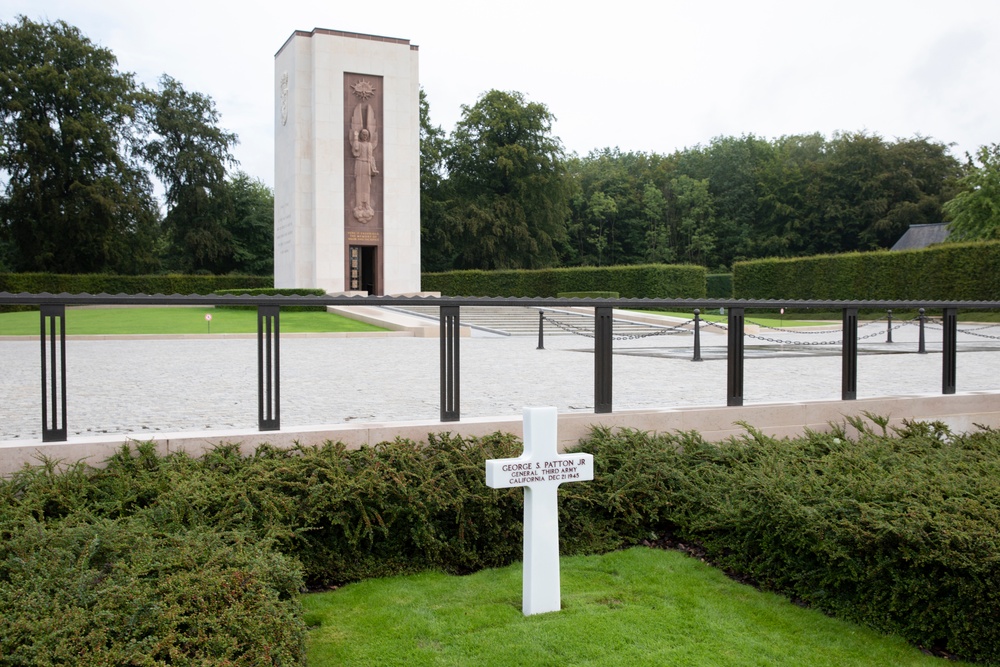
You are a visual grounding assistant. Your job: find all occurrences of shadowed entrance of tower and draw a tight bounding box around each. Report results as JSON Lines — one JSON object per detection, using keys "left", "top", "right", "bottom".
{"left": 348, "top": 245, "right": 378, "bottom": 295}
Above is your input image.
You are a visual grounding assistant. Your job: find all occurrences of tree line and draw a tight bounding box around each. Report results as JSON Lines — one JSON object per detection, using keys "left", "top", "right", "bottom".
{"left": 0, "top": 16, "right": 272, "bottom": 276}
{"left": 4, "top": 17, "right": 997, "bottom": 279}
{"left": 421, "top": 90, "right": 998, "bottom": 273}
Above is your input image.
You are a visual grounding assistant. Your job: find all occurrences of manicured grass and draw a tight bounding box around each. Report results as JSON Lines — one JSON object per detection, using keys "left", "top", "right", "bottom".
{"left": 303, "top": 547, "right": 963, "bottom": 667}
{"left": 0, "top": 307, "right": 386, "bottom": 335}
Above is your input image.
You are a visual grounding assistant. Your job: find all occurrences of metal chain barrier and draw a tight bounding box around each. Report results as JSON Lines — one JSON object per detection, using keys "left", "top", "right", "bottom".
{"left": 745, "top": 334, "right": 840, "bottom": 345}
{"left": 749, "top": 314, "right": 919, "bottom": 345}
{"left": 612, "top": 326, "right": 693, "bottom": 341}
{"left": 544, "top": 317, "right": 596, "bottom": 338}
{"left": 747, "top": 314, "right": 887, "bottom": 335}
{"left": 917, "top": 320, "right": 1000, "bottom": 340}
{"left": 749, "top": 323, "right": 840, "bottom": 335}
{"left": 952, "top": 328, "right": 1000, "bottom": 341}
{"left": 699, "top": 317, "right": 913, "bottom": 347}
{"left": 548, "top": 311, "right": 1000, "bottom": 344}
{"left": 955, "top": 323, "right": 1000, "bottom": 332}
{"left": 545, "top": 315, "right": 695, "bottom": 341}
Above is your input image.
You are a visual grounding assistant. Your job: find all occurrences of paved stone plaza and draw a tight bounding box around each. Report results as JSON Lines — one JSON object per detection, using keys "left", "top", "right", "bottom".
{"left": 4, "top": 318, "right": 1000, "bottom": 442}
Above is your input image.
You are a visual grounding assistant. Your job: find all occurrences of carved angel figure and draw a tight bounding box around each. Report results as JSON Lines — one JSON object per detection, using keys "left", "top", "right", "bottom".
{"left": 350, "top": 104, "right": 378, "bottom": 223}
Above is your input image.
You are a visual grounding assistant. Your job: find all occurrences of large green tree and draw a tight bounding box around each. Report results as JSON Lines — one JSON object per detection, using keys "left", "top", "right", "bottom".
{"left": 561, "top": 133, "right": 958, "bottom": 271}
{"left": 673, "top": 135, "right": 771, "bottom": 268}
{"left": 418, "top": 88, "right": 454, "bottom": 273}
{"left": 669, "top": 175, "right": 716, "bottom": 265}
{"left": 142, "top": 74, "right": 238, "bottom": 272}
{"left": 944, "top": 144, "right": 1000, "bottom": 242}
{"left": 445, "top": 90, "right": 570, "bottom": 270}
{"left": 224, "top": 172, "right": 274, "bottom": 275}
{"left": 563, "top": 148, "right": 676, "bottom": 267}
{"left": 640, "top": 181, "right": 673, "bottom": 264}
{"left": 762, "top": 132, "right": 960, "bottom": 256}
{"left": 0, "top": 16, "right": 160, "bottom": 273}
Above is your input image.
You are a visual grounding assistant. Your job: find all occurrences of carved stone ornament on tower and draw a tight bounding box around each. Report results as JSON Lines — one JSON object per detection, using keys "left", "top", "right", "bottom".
{"left": 349, "top": 80, "right": 378, "bottom": 223}
{"left": 280, "top": 72, "right": 289, "bottom": 126}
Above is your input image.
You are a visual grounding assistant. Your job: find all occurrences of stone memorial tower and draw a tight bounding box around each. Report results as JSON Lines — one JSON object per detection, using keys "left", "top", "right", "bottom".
{"left": 274, "top": 29, "right": 421, "bottom": 295}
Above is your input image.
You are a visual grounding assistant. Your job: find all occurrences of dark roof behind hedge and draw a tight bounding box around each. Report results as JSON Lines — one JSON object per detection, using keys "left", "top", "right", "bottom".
{"left": 891, "top": 223, "right": 950, "bottom": 251}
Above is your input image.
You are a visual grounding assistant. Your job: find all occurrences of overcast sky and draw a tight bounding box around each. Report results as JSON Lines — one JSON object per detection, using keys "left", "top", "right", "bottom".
{"left": 6, "top": 0, "right": 1000, "bottom": 188}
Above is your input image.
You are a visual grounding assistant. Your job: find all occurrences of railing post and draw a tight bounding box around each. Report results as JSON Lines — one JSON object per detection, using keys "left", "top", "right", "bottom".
{"left": 943, "top": 307, "right": 957, "bottom": 395}
{"left": 40, "top": 304, "right": 68, "bottom": 442}
{"left": 918, "top": 308, "right": 927, "bottom": 354}
{"left": 886, "top": 309, "right": 893, "bottom": 344}
{"left": 726, "top": 307, "right": 744, "bottom": 406}
{"left": 594, "top": 306, "right": 613, "bottom": 413}
{"left": 692, "top": 309, "right": 702, "bottom": 362}
{"left": 440, "top": 305, "right": 461, "bottom": 421}
{"left": 257, "top": 305, "right": 280, "bottom": 431}
{"left": 536, "top": 311, "right": 545, "bottom": 350}
{"left": 842, "top": 307, "right": 858, "bottom": 400}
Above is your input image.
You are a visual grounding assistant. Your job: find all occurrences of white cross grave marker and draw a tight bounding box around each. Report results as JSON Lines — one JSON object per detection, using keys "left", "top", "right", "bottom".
{"left": 485, "top": 407, "right": 594, "bottom": 615}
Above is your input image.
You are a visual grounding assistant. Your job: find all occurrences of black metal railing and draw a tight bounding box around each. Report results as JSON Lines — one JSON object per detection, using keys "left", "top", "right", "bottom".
{"left": 257, "top": 305, "right": 280, "bottom": 431}
{"left": 727, "top": 307, "right": 745, "bottom": 405}
{"left": 842, "top": 308, "right": 858, "bottom": 401}
{"left": 440, "top": 305, "right": 460, "bottom": 422}
{"left": 39, "top": 304, "right": 67, "bottom": 442}
{"left": 2, "top": 292, "right": 999, "bottom": 443}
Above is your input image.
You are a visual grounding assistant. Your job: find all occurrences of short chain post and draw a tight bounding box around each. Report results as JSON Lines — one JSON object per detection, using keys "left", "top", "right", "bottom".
{"left": 537, "top": 311, "right": 545, "bottom": 350}
{"left": 692, "top": 309, "right": 702, "bottom": 362}
{"left": 886, "top": 309, "right": 893, "bottom": 344}
{"left": 918, "top": 308, "right": 927, "bottom": 354}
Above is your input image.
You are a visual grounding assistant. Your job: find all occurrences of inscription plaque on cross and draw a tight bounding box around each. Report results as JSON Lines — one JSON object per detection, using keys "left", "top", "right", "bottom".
{"left": 485, "top": 407, "right": 594, "bottom": 615}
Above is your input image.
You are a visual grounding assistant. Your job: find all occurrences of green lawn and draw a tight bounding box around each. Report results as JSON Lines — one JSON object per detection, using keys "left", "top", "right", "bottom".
{"left": 0, "top": 307, "right": 386, "bottom": 335}
{"left": 303, "top": 547, "right": 964, "bottom": 667}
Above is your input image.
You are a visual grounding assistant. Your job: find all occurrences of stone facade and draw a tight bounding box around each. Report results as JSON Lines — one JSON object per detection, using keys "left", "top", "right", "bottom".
{"left": 274, "top": 29, "right": 420, "bottom": 294}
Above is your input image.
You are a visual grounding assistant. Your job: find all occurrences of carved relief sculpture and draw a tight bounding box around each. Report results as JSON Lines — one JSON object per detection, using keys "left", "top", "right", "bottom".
{"left": 350, "top": 80, "right": 378, "bottom": 223}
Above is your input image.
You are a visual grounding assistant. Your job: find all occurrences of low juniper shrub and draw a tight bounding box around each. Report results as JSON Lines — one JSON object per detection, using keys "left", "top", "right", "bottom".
{"left": 4, "top": 421, "right": 1000, "bottom": 663}
{"left": 574, "top": 419, "right": 1000, "bottom": 664}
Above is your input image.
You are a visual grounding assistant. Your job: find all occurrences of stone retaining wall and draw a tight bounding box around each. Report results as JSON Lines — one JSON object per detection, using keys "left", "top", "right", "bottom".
{"left": 4, "top": 392, "right": 997, "bottom": 476}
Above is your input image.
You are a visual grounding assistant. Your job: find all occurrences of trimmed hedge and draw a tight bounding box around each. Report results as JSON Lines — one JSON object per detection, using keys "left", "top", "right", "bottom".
{"left": 706, "top": 273, "right": 732, "bottom": 298}
{"left": 0, "top": 272, "right": 272, "bottom": 296}
{"left": 422, "top": 264, "right": 706, "bottom": 299}
{"left": 733, "top": 241, "right": 1000, "bottom": 300}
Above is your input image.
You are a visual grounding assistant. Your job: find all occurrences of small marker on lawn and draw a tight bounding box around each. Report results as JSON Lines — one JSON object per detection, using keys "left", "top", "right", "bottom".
{"left": 205, "top": 312, "right": 212, "bottom": 333}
